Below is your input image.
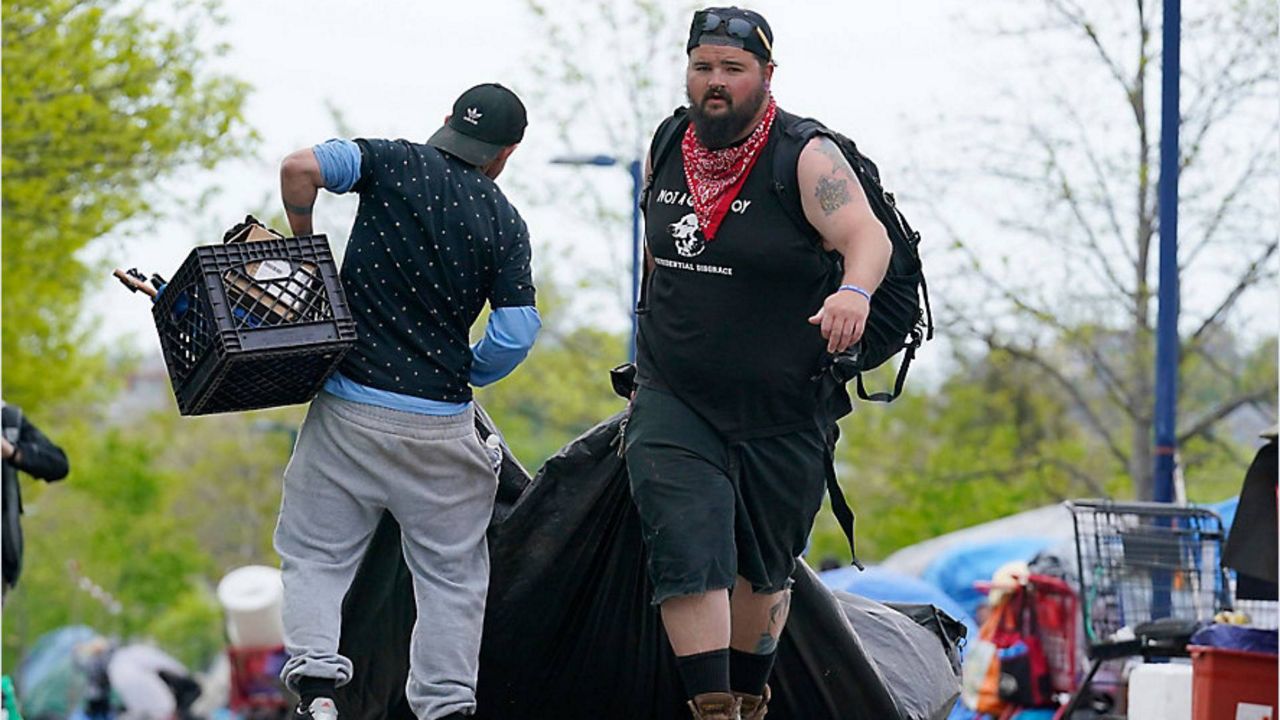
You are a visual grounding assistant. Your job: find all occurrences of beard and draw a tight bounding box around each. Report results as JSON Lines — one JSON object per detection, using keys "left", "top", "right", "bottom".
{"left": 687, "top": 81, "right": 769, "bottom": 150}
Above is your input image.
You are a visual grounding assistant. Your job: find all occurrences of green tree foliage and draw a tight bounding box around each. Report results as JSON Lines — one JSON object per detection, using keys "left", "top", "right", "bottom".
{"left": 809, "top": 348, "right": 1119, "bottom": 564}
{"left": 1, "top": 0, "right": 252, "bottom": 414}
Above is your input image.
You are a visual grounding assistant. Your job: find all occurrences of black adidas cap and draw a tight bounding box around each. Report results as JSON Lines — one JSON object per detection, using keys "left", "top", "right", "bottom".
{"left": 687, "top": 7, "right": 773, "bottom": 62}
{"left": 427, "top": 83, "right": 528, "bottom": 167}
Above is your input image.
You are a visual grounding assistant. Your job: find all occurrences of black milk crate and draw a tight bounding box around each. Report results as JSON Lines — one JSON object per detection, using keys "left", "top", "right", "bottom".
{"left": 152, "top": 235, "right": 356, "bottom": 415}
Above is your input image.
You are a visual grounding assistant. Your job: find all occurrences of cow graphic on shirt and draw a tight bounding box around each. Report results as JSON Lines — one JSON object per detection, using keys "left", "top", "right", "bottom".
{"left": 669, "top": 213, "right": 705, "bottom": 258}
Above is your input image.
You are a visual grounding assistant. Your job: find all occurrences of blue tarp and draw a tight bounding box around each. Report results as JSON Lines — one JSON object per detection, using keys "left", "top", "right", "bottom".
{"left": 921, "top": 536, "right": 1058, "bottom": 620}
{"left": 1209, "top": 496, "right": 1238, "bottom": 532}
{"left": 820, "top": 565, "right": 980, "bottom": 644}
{"left": 14, "top": 625, "right": 101, "bottom": 720}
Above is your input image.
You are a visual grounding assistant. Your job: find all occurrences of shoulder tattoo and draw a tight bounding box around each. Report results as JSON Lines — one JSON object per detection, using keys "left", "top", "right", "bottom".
{"left": 811, "top": 137, "right": 856, "bottom": 216}
{"left": 815, "top": 176, "right": 852, "bottom": 215}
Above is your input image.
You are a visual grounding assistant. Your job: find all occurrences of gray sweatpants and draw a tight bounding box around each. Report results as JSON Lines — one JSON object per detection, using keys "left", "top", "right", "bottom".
{"left": 274, "top": 392, "right": 497, "bottom": 720}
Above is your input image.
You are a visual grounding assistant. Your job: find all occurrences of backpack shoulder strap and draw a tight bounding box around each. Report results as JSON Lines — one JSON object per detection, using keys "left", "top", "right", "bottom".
{"left": 639, "top": 107, "right": 689, "bottom": 214}
{"left": 769, "top": 111, "right": 830, "bottom": 238}
{"left": 636, "top": 108, "right": 690, "bottom": 315}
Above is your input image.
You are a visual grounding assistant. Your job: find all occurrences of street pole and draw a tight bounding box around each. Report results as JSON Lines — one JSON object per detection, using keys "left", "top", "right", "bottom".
{"left": 1153, "top": 0, "right": 1181, "bottom": 504}
{"left": 550, "top": 154, "right": 643, "bottom": 362}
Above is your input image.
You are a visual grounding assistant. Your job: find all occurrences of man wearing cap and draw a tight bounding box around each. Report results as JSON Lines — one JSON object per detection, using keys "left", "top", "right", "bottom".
{"left": 274, "top": 83, "right": 539, "bottom": 720}
{"left": 625, "top": 7, "right": 891, "bottom": 719}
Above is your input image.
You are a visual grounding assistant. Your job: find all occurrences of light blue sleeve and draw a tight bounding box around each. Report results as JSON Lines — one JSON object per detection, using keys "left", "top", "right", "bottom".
{"left": 312, "top": 138, "right": 362, "bottom": 193}
{"left": 470, "top": 306, "right": 542, "bottom": 387}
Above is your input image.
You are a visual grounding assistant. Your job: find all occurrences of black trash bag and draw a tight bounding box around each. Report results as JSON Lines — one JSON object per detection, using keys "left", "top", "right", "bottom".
{"left": 337, "top": 412, "right": 961, "bottom": 719}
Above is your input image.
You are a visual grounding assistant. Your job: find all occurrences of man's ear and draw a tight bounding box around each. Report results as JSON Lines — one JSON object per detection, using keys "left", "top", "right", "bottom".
{"left": 444, "top": 114, "right": 451, "bottom": 125}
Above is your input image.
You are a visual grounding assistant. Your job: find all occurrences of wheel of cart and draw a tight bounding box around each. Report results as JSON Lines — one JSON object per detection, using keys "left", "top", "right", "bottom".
{"left": 1059, "top": 500, "right": 1232, "bottom": 718}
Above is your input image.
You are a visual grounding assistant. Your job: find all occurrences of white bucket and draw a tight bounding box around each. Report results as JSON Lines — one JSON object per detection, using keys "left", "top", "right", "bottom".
{"left": 216, "top": 565, "right": 285, "bottom": 648}
{"left": 1128, "top": 661, "right": 1193, "bottom": 720}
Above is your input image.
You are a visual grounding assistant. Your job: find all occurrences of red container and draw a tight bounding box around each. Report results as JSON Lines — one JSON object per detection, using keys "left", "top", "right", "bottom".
{"left": 227, "top": 644, "right": 291, "bottom": 714}
{"left": 1189, "top": 644, "right": 1278, "bottom": 720}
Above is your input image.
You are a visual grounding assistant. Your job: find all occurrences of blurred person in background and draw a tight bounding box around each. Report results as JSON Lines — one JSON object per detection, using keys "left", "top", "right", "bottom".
{"left": 2, "top": 401, "right": 70, "bottom": 598}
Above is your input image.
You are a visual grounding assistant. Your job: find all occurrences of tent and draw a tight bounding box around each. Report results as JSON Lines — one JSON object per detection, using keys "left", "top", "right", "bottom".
{"left": 921, "top": 537, "right": 1060, "bottom": 619}
{"left": 881, "top": 506, "right": 1074, "bottom": 579}
{"left": 337, "top": 411, "right": 965, "bottom": 720}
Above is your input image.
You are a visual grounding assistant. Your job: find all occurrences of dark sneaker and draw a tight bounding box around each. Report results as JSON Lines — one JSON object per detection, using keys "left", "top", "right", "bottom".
{"left": 295, "top": 697, "right": 339, "bottom": 720}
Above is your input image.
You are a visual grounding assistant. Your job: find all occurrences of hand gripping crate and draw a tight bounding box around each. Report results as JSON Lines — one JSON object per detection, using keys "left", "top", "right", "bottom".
{"left": 152, "top": 235, "right": 356, "bottom": 415}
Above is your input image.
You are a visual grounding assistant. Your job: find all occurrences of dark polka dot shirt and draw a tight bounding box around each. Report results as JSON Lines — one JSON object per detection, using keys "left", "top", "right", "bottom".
{"left": 338, "top": 138, "right": 536, "bottom": 402}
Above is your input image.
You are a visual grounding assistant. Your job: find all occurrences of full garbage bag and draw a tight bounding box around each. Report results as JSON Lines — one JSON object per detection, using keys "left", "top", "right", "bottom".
{"left": 337, "top": 412, "right": 962, "bottom": 719}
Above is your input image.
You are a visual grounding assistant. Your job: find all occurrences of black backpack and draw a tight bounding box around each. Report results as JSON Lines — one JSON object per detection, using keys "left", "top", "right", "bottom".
{"left": 642, "top": 107, "right": 933, "bottom": 402}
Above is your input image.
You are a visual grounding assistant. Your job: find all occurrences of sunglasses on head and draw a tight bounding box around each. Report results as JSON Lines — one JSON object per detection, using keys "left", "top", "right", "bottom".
{"left": 697, "top": 12, "right": 772, "bottom": 56}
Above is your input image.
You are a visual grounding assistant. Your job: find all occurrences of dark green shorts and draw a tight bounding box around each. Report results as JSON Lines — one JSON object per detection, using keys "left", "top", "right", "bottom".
{"left": 623, "top": 386, "right": 829, "bottom": 605}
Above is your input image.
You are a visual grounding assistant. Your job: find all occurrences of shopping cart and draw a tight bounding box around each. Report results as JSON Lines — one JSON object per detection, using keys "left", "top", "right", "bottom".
{"left": 1060, "top": 500, "right": 1231, "bottom": 717}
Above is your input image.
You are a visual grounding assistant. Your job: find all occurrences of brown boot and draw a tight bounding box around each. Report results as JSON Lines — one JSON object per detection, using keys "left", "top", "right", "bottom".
{"left": 735, "top": 684, "right": 771, "bottom": 720}
{"left": 687, "top": 691, "right": 741, "bottom": 720}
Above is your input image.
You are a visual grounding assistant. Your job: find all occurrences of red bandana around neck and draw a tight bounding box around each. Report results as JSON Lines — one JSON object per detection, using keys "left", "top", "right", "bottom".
{"left": 681, "top": 96, "right": 778, "bottom": 242}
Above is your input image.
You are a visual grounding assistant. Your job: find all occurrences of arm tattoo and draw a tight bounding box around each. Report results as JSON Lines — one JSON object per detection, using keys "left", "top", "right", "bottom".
{"left": 284, "top": 201, "right": 313, "bottom": 216}
{"left": 815, "top": 176, "right": 852, "bottom": 216}
{"left": 814, "top": 139, "right": 847, "bottom": 174}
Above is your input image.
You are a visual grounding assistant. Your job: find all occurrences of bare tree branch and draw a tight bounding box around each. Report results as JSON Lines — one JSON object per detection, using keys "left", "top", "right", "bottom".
{"left": 1052, "top": 88, "right": 1135, "bottom": 260}
{"left": 1028, "top": 125, "right": 1137, "bottom": 303}
{"left": 1181, "top": 131, "right": 1279, "bottom": 269}
{"left": 1187, "top": 240, "right": 1279, "bottom": 347}
{"left": 1177, "top": 390, "right": 1273, "bottom": 446}
{"left": 1043, "top": 0, "right": 1132, "bottom": 92}
{"left": 932, "top": 456, "right": 1110, "bottom": 497}
{"left": 981, "top": 333, "right": 1132, "bottom": 467}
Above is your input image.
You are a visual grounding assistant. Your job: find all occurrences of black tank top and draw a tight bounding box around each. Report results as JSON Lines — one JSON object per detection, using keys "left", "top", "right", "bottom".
{"left": 637, "top": 117, "right": 839, "bottom": 439}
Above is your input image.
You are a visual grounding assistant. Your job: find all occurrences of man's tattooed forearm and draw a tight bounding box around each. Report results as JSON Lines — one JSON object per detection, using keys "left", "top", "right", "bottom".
{"left": 285, "top": 202, "right": 313, "bottom": 216}
{"left": 815, "top": 176, "right": 852, "bottom": 215}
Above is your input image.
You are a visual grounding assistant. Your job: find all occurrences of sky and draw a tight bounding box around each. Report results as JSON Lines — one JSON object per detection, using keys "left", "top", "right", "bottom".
{"left": 89, "top": 0, "right": 1277, "bottom": 375}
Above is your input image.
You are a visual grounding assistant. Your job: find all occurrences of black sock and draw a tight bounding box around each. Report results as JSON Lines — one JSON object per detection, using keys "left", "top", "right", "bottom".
{"left": 295, "top": 676, "right": 336, "bottom": 706}
{"left": 675, "top": 648, "right": 731, "bottom": 698}
{"left": 730, "top": 648, "right": 776, "bottom": 696}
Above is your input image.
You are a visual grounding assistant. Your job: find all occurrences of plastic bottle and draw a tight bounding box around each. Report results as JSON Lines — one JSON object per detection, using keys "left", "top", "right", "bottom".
{"left": 484, "top": 434, "right": 504, "bottom": 473}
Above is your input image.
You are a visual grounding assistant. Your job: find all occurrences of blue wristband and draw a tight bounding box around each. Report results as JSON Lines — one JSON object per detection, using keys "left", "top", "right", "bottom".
{"left": 838, "top": 284, "right": 873, "bottom": 301}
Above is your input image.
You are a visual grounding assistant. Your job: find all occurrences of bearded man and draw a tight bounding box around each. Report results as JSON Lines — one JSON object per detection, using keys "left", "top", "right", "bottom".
{"left": 624, "top": 7, "right": 892, "bottom": 719}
